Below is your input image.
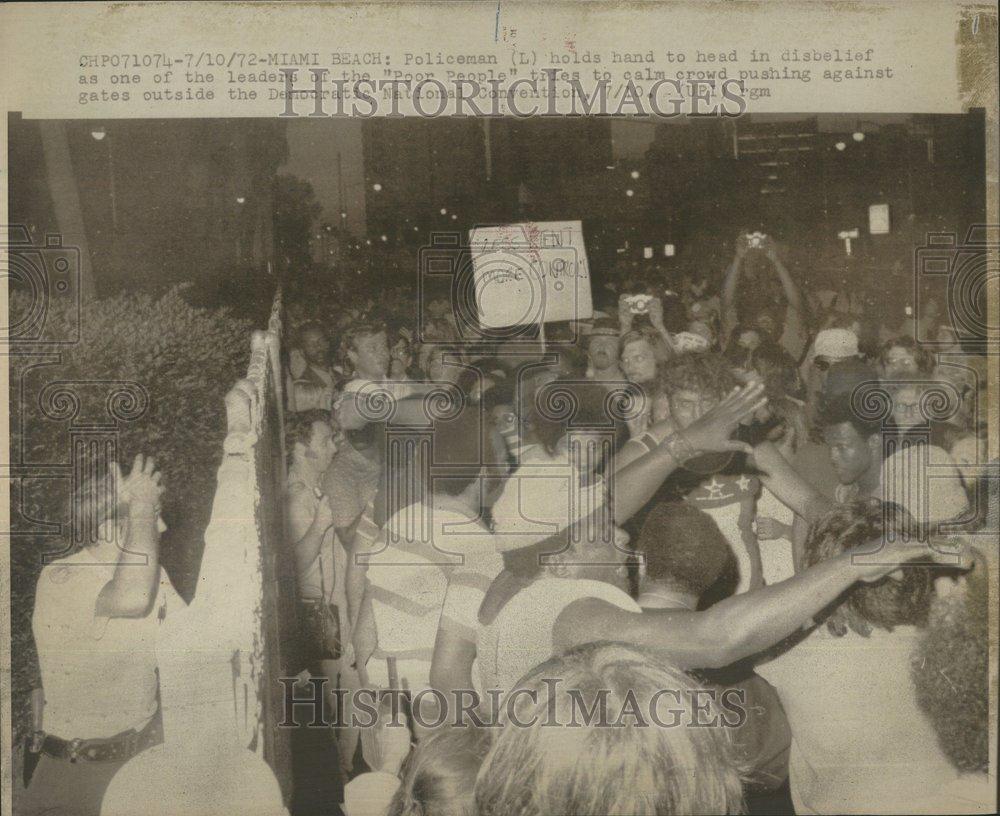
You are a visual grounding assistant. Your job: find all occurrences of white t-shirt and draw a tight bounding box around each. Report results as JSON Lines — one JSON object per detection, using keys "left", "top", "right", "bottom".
{"left": 33, "top": 549, "right": 184, "bottom": 738}
{"left": 756, "top": 486, "right": 796, "bottom": 585}
{"left": 364, "top": 504, "right": 495, "bottom": 690}
{"left": 439, "top": 553, "right": 505, "bottom": 645}
{"left": 490, "top": 445, "right": 609, "bottom": 554}
{"left": 879, "top": 443, "right": 969, "bottom": 525}
{"left": 477, "top": 577, "right": 640, "bottom": 696}
{"left": 756, "top": 623, "right": 969, "bottom": 814}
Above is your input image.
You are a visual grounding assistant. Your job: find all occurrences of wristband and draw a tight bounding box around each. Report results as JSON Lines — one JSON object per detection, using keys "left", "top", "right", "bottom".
{"left": 636, "top": 432, "right": 658, "bottom": 454}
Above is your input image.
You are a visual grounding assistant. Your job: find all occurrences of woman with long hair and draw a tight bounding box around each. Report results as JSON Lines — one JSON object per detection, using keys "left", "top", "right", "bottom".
{"left": 475, "top": 641, "right": 747, "bottom": 816}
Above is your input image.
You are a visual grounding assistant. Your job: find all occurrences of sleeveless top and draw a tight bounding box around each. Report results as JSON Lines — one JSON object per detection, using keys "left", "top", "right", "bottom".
{"left": 477, "top": 577, "right": 641, "bottom": 697}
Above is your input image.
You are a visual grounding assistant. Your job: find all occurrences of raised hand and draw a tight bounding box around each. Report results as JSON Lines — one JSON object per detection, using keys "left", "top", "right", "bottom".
{"left": 113, "top": 454, "right": 164, "bottom": 512}
{"left": 852, "top": 535, "right": 969, "bottom": 583}
{"left": 754, "top": 516, "right": 790, "bottom": 541}
{"left": 672, "top": 382, "right": 767, "bottom": 458}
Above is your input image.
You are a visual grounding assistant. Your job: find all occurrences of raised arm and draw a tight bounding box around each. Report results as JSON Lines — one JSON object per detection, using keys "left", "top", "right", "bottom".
{"left": 720, "top": 234, "right": 749, "bottom": 343}
{"left": 609, "top": 382, "right": 766, "bottom": 524}
{"left": 751, "top": 440, "right": 834, "bottom": 524}
{"left": 95, "top": 455, "right": 164, "bottom": 619}
{"left": 764, "top": 240, "right": 804, "bottom": 314}
{"left": 556, "top": 536, "right": 964, "bottom": 670}
{"left": 647, "top": 296, "right": 678, "bottom": 355}
{"left": 429, "top": 626, "right": 477, "bottom": 697}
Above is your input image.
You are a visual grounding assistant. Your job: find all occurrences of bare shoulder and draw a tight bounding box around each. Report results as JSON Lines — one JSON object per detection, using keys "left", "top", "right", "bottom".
{"left": 553, "top": 596, "right": 634, "bottom": 650}
{"left": 38, "top": 550, "right": 90, "bottom": 585}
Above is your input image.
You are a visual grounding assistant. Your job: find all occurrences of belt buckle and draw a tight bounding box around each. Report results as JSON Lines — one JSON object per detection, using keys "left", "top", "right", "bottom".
{"left": 67, "top": 738, "right": 84, "bottom": 763}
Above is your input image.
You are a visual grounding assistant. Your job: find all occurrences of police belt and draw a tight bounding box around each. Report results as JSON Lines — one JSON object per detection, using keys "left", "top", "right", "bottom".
{"left": 39, "top": 712, "right": 162, "bottom": 764}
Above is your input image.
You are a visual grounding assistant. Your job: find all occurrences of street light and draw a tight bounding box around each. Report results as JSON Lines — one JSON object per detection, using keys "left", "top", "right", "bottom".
{"left": 90, "top": 126, "right": 117, "bottom": 231}
{"left": 372, "top": 183, "right": 383, "bottom": 192}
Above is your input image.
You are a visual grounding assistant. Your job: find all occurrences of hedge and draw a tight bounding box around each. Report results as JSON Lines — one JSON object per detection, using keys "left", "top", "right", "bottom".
{"left": 8, "top": 285, "right": 257, "bottom": 749}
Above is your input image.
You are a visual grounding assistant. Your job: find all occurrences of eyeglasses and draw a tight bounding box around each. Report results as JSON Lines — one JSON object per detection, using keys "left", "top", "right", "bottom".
{"left": 813, "top": 357, "right": 848, "bottom": 371}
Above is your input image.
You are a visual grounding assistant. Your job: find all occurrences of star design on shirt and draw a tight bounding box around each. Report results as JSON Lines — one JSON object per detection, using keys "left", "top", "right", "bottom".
{"left": 736, "top": 475, "right": 752, "bottom": 492}
{"left": 703, "top": 477, "right": 726, "bottom": 499}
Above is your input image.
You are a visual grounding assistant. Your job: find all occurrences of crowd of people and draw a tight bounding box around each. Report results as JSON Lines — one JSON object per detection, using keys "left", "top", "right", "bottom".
{"left": 278, "top": 232, "right": 992, "bottom": 815}
{"left": 24, "top": 230, "right": 993, "bottom": 816}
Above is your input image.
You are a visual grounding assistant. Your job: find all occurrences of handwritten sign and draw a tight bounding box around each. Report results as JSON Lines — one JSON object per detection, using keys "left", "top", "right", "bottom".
{"left": 470, "top": 221, "right": 593, "bottom": 329}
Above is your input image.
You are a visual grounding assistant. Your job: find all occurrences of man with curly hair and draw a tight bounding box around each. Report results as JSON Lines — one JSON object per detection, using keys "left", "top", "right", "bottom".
{"left": 287, "top": 321, "right": 336, "bottom": 412}
{"left": 628, "top": 351, "right": 831, "bottom": 596}
{"left": 754, "top": 499, "right": 973, "bottom": 814}
{"left": 819, "top": 394, "right": 884, "bottom": 504}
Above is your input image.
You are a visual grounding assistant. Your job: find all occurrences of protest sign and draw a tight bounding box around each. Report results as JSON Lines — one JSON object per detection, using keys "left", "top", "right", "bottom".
{"left": 470, "top": 221, "right": 593, "bottom": 330}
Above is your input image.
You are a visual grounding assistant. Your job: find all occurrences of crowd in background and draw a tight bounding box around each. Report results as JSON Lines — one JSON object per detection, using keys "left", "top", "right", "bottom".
{"left": 278, "top": 231, "right": 992, "bottom": 815}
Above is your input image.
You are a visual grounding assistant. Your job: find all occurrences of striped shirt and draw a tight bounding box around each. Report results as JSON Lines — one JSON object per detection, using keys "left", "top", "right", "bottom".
{"left": 363, "top": 503, "right": 500, "bottom": 683}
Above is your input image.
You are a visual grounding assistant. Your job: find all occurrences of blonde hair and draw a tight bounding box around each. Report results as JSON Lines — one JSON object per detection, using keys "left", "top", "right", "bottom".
{"left": 387, "top": 727, "right": 489, "bottom": 816}
{"left": 475, "top": 641, "right": 746, "bottom": 815}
